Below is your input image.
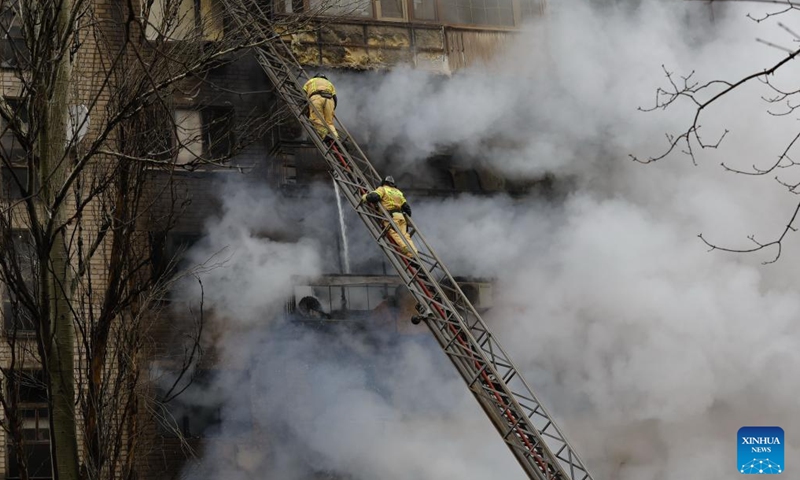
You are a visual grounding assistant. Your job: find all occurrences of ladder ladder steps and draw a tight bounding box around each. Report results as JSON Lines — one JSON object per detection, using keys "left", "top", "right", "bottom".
{"left": 224, "top": 2, "right": 596, "bottom": 479}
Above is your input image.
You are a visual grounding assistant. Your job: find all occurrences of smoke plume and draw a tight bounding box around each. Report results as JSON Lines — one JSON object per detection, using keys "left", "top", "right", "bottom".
{"left": 177, "top": 1, "right": 800, "bottom": 479}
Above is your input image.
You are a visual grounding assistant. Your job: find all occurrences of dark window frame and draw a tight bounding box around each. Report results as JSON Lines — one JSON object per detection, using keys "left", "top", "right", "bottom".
{"left": 0, "top": 1, "right": 27, "bottom": 70}
{"left": 150, "top": 231, "right": 202, "bottom": 285}
{"left": 0, "top": 96, "right": 34, "bottom": 201}
{"left": 173, "top": 106, "right": 236, "bottom": 166}
{"left": 0, "top": 97, "right": 30, "bottom": 165}
{"left": 203, "top": 106, "right": 236, "bottom": 160}
{"left": 0, "top": 165, "right": 36, "bottom": 201}
{"left": 6, "top": 370, "right": 52, "bottom": 480}
{"left": 2, "top": 229, "right": 37, "bottom": 337}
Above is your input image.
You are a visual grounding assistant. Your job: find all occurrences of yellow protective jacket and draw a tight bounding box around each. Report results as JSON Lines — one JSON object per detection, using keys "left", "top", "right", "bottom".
{"left": 303, "top": 77, "right": 336, "bottom": 98}
{"left": 362, "top": 185, "right": 408, "bottom": 214}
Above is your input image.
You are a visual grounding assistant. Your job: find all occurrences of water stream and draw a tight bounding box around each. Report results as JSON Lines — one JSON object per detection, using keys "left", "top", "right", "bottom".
{"left": 333, "top": 179, "right": 351, "bottom": 274}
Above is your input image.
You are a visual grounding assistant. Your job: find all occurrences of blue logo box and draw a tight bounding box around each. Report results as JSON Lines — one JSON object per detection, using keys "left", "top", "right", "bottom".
{"left": 738, "top": 426, "right": 784, "bottom": 474}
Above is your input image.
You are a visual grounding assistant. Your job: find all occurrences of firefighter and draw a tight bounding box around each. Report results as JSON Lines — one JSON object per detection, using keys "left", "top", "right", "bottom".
{"left": 302, "top": 73, "right": 338, "bottom": 141}
{"left": 362, "top": 176, "right": 417, "bottom": 258}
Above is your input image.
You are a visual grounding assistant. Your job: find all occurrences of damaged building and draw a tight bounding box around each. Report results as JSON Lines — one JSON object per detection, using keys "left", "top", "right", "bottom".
{"left": 0, "top": 0, "right": 553, "bottom": 479}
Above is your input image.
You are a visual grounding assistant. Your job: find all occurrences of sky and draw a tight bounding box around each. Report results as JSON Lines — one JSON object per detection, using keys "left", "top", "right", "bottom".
{"left": 173, "top": 1, "right": 800, "bottom": 479}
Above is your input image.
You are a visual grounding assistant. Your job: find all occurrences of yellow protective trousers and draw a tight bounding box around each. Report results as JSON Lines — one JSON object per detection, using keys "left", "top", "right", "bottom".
{"left": 309, "top": 95, "right": 338, "bottom": 139}
{"left": 386, "top": 212, "right": 417, "bottom": 257}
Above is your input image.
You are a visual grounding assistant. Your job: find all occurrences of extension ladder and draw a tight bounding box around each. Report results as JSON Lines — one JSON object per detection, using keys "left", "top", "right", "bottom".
{"left": 223, "top": 3, "right": 596, "bottom": 479}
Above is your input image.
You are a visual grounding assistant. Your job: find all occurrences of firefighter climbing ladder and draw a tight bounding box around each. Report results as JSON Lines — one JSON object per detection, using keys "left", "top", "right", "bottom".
{"left": 223, "top": 3, "right": 595, "bottom": 479}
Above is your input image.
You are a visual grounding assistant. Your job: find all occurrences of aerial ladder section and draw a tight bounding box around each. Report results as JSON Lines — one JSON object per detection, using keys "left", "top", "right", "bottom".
{"left": 224, "top": 3, "right": 596, "bottom": 479}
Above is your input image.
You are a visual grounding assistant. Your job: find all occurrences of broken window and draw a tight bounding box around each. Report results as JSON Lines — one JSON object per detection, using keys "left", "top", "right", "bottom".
{"left": 174, "top": 109, "right": 203, "bottom": 165}
{"left": 150, "top": 231, "right": 202, "bottom": 284}
{"left": 275, "top": 144, "right": 329, "bottom": 188}
{"left": 450, "top": 168, "right": 482, "bottom": 192}
{"left": 174, "top": 107, "right": 235, "bottom": 166}
{"left": 281, "top": 160, "right": 297, "bottom": 186}
{"left": 6, "top": 370, "right": 52, "bottom": 480}
{"left": 204, "top": 106, "right": 235, "bottom": 160}
{"left": 145, "top": 0, "right": 224, "bottom": 41}
{"left": 141, "top": 105, "right": 173, "bottom": 162}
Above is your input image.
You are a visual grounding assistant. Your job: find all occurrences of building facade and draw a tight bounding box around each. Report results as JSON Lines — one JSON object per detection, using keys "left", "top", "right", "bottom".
{"left": 0, "top": 0, "right": 546, "bottom": 478}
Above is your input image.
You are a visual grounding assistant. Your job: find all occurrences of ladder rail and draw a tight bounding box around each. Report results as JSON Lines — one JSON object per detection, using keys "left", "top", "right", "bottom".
{"left": 401, "top": 222, "right": 591, "bottom": 475}
{"left": 228, "top": 0, "right": 381, "bottom": 185}
{"left": 224, "top": 3, "right": 596, "bottom": 479}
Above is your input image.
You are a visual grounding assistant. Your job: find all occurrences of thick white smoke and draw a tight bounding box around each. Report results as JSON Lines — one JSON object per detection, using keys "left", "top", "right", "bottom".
{"left": 179, "top": 1, "right": 800, "bottom": 479}
{"left": 173, "top": 181, "right": 328, "bottom": 324}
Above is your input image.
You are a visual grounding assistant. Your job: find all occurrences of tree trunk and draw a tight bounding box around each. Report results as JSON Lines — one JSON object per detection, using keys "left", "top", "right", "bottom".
{"left": 39, "top": 1, "right": 80, "bottom": 479}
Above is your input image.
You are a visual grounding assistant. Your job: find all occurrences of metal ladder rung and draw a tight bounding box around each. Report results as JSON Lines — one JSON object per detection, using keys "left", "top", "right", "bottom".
{"left": 225, "top": 2, "right": 597, "bottom": 478}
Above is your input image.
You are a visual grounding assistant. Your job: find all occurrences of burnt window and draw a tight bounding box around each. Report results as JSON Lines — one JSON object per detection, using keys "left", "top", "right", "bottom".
{"left": 450, "top": 168, "right": 482, "bottom": 192}
{"left": 6, "top": 370, "right": 52, "bottom": 480}
{"left": 2, "top": 230, "right": 37, "bottom": 336}
{"left": 204, "top": 107, "right": 235, "bottom": 160}
{"left": 174, "top": 107, "right": 235, "bottom": 166}
{"left": 140, "top": 105, "right": 173, "bottom": 163}
{"left": 150, "top": 231, "right": 202, "bottom": 284}
{"left": 174, "top": 109, "right": 202, "bottom": 165}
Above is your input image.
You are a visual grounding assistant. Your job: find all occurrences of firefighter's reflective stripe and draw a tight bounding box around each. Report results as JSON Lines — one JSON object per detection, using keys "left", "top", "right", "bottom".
{"left": 375, "top": 186, "right": 406, "bottom": 211}
{"left": 302, "top": 77, "right": 336, "bottom": 96}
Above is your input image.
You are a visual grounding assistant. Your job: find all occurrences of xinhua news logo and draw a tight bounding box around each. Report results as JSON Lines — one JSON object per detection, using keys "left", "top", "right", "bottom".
{"left": 738, "top": 426, "right": 784, "bottom": 475}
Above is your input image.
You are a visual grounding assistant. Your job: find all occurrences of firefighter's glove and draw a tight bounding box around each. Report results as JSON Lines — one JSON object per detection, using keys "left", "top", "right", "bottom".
{"left": 401, "top": 202, "right": 411, "bottom": 217}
